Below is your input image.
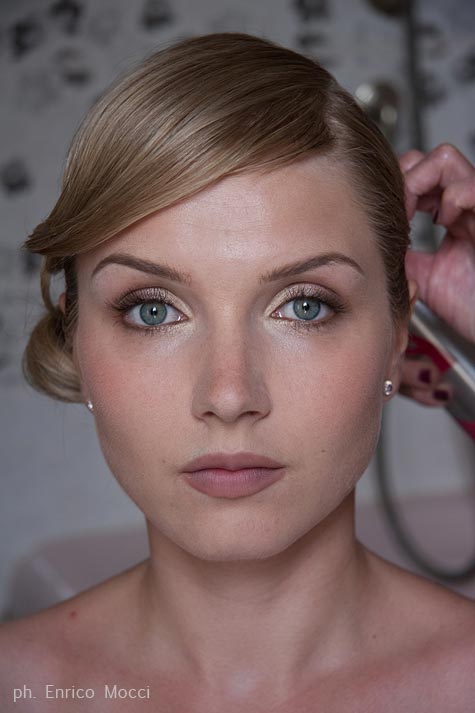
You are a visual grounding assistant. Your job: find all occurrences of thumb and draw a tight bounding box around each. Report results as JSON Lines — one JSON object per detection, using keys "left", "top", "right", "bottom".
{"left": 405, "top": 249, "right": 435, "bottom": 303}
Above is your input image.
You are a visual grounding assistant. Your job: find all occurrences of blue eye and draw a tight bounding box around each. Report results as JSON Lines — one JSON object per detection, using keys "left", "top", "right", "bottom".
{"left": 289, "top": 296, "right": 323, "bottom": 321}
{"left": 111, "top": 288, "right": 185, "bottom": 331}
{"left": 276, "top": 285, "right": 338, "bottom": 331}
{"left": 131, "top": 301, "right": 180, "bottom": 327}
{"left": 110, "top": 285, "right": 345, "bottom": 336}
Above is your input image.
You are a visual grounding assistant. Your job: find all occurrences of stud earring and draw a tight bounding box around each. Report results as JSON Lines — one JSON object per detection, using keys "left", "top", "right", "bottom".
{"left": 86, "top": 400, "right": 94, "bottom": 412}
{"left": 383, "top": 380, "right": 393, "bottom": 396}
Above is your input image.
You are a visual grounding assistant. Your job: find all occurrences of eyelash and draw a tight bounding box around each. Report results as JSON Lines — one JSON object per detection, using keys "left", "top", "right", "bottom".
{"left": 108, "top": 285, "right": 347, "bottom": 337}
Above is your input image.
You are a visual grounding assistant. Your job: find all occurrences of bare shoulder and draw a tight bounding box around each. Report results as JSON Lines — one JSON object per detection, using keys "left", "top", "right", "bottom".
{"left": 0, "top": 604, "right": 68, "bottom": 675}
{"left": 0, "top": 606, "right": 67, "bottom": 711}
{"left": 0, "top": 561, "right": 146, "bottom": 708}
{"left": 365, "top": 546, "right": 475, "bottom": 638}
{"left": 363, "top": 547, "right": 475, "bottom": 704}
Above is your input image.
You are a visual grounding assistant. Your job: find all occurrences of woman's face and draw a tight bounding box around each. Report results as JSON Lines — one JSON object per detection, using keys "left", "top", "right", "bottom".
{"left": 72, "top": 155, "right": 412, "bottom": 560}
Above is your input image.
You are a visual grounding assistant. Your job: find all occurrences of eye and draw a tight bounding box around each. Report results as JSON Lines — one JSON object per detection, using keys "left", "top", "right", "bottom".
{"left": 127, "top": 300, "right": 183, "bottom": 328}
{"left": 275, "top": 294, "right": 330, "bottom": 322}
{"left": 109, "top": 284, "right": 346, "bottom": 336}
{"left": 109, "top": 287, "right": 186, "bottom": 332}
{"left": 272, "top": 285, "right": 345, "bottom": 329}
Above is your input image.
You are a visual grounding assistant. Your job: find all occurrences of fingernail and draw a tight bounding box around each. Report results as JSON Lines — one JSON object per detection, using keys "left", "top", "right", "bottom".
{"left": 433, "top": 389, "right": 450, "bottom": 401}
{"left": 418, "top": 368, "right": 432, "bottom": 384}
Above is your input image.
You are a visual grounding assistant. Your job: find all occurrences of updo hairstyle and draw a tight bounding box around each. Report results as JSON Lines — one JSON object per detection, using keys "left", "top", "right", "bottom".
{"left": 22, "top": 32, "right": 410, "bottom": 402}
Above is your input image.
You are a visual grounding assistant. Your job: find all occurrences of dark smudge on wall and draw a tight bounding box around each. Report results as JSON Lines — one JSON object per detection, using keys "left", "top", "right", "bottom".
{"left": 0, "top": 160, "right": 32, "bottom": 195}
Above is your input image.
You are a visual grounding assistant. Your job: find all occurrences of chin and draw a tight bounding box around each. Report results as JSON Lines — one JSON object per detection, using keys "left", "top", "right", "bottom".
{"left": 183, "top": 538, "right": 296, "bottom": 563}
{"left": 170, "top": 512, "right": 316, "bottom": 563}
{"left": 146, "top": 478, "right": 355, "bottom": 562}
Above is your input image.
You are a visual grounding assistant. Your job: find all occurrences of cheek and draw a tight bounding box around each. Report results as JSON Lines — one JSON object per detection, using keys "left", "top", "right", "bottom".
{"left": 276, "top": 319, "right": 386, "bottom": 413}
{"left": 329, "top": 344, "right": 385, "bottom": 470}
{"left": 74, "top": 321, "right": 186, "bottom": 497}
{"left": 272, "top": 322, "right": 388, "bottom": 494}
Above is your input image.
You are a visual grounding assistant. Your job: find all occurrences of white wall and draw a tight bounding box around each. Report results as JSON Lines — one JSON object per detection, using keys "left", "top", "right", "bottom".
{"left": 1, "top": 0, "right": 475, "bottom": 615}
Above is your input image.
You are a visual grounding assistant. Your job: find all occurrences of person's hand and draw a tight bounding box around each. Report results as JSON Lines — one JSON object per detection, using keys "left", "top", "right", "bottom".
{"left": 398, "top": 143, "right": 475, "bottom": 407}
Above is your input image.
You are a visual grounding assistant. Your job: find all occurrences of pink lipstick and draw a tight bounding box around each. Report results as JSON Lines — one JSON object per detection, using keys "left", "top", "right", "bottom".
{"left": 182, "top": 452, "right": 285, "bottom": 499}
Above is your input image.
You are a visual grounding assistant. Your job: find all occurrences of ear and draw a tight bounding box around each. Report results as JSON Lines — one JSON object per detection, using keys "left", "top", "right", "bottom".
{"left": 385, "top": 278, "right": 419, "bottom": 391}
{"left": 57, "top": 292, "right": 86, "bottom": 403}
{"left": 58, "top": 291, "right": 82, "bottom": 381}
{"left": 58, "top": 291, "right": 66, "bottom": 315}
{"left": 408, "top": 277, "right": 419, "bottom": 311}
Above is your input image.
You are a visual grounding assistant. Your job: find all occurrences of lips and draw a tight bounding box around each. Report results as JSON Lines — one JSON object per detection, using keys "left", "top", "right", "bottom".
{"left": 182, "top": 451, "right": 284, "bottom": 472}
{"left": 181, "top": 451, "right": 286, "bottom": 498}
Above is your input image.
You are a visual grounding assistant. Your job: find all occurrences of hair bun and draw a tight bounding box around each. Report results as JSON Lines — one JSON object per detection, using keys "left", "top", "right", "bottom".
{"left": 22, "top": 305, "right": 81, "bottom": 402}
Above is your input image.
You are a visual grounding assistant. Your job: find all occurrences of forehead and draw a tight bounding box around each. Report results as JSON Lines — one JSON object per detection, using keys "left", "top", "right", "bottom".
{"left": 80, "top": 154, "right": 377, "bottom": 276}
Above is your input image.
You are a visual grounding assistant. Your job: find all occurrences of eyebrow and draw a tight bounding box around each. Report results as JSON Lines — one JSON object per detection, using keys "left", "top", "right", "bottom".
{"left": 91, "top": 251, "right": 365, "bottom": 285}
{"left": 259, "top": 253, "right": 365, "bottom": 283}
{"left": 92, "top": 254, "right": 193, "bottom": 284}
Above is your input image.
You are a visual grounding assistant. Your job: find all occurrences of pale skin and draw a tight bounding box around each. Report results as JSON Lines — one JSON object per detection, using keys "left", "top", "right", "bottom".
{"left": 1, "top": 151, "right": 475, "bottom": 713}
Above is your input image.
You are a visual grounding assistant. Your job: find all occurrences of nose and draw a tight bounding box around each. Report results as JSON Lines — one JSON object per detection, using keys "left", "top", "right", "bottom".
{"left": 191, "top": 326, "right": 272, "bottom": 426}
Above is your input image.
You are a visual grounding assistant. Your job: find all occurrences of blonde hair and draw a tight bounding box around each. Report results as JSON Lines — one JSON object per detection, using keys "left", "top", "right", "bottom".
{"left": 22, "top": 32, "right": 410, "bottom": 403}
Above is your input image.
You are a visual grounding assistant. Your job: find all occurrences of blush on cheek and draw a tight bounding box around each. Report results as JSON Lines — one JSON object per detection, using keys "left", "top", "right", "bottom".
{"left": 92, "top": 403, "right": 167, "bottom": 517}
{"left": 85, "top": 357, "right": 184, "bottom": 506}
{"left": 335, "top": 352, "right": 386, "bottom": 480}
{"left": 303, "top": 339, "right": 386, "bottom": 496}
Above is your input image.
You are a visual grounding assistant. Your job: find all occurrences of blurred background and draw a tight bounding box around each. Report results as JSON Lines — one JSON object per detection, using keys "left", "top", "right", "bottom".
{"left": 1, "top": 0, "right": 475, "bottom": 619}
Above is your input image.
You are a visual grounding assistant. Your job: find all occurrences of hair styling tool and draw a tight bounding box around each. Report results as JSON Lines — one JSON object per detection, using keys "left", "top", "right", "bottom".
{"left": 375, "top": 297, "right": 475, "bottom": 583}
{"left": 406, "top": 299, "right": 475, "bottom": 440}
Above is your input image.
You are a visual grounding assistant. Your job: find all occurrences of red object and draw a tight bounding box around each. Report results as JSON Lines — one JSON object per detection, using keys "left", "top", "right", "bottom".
{"left": 406, "top": 333, "right": 475, "bottom": 441}
{"left": 405, "top": 333, "right": 453, "bottom": 373}
{"left": 458, "top": 420, "right": 475, "bottom": 439}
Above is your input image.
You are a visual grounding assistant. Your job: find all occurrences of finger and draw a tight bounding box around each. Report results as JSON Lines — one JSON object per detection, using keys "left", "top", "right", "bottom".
{"left": 399, "top": 149, "right": 425, "bottom": 173}
{"left": 437, "top": 178, "right": 475, "bottom": 235}
{"left": 399, "top": 149, "right": 425, "bottom": 220}
{"left": 399, "top": 150, "right": 427, "bottom": 220}
{"left": 400, "top": 357, "right": 441, "bottom": 389}
{"left": 398, "top": 383, "right": 453, "bottom": 407}
{"left": 403, "top": 144, "right": 475, "bottom": 220}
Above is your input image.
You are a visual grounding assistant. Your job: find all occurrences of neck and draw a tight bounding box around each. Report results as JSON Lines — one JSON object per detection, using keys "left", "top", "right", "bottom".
{"left": 135, "top": 491, "right": 373, "bottom": 703}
